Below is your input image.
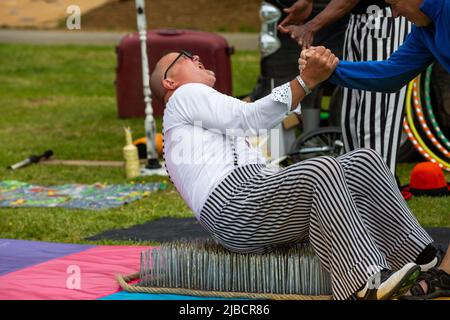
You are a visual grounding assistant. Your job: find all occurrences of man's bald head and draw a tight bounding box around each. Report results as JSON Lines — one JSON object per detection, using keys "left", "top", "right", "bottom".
{"left": 150, "top": 52, "right": 217, "bottom": 104}
{"left": 150, "top": 54, "right": 172, "bottom": 103}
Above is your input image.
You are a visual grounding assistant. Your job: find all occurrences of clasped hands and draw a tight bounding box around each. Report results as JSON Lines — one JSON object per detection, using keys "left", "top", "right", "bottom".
{"left": 298, "top": 46, "right": 339, "bottom": 89}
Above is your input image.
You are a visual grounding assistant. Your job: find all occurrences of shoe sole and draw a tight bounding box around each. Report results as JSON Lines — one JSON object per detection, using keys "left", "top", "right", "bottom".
{"left": 381, "top": 265, "right": 421, "bottom": 300}
{"left": 399, "top": 290, "right": 450, "bottom": 300}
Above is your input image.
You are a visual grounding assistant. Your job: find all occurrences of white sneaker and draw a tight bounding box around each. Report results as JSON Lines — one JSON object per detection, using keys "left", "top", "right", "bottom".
{"left": 356, "top": 263, "right": 421, "bottom": 300}
{"left": 419, "top": 246, "right": 445, "bottom": 271}
{"left": 420, "top": 256, "right": 439, "bottom": 272}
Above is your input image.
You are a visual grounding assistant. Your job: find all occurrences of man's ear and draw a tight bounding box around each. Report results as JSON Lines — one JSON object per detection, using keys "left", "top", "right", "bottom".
{"left": 162, "top": 78, "right": 178, "bottom": 91}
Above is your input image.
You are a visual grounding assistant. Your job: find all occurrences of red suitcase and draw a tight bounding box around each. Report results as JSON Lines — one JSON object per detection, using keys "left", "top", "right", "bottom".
{"left": 115, "top": 29, "right": 234, "bottom": 118}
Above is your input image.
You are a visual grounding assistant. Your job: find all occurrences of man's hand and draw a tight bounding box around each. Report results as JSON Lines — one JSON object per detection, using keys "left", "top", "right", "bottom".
{"left": 298, "top": 49, "right": 309, "bottom": 74}
{"left": 289, "top": 46, "right": 338, "bottom": 109}
{"left": 278, "top": 0, "right": 313, "bottom": 32}
{"left": 280, "top": 22, "right": 317, "bottom": 48}
{"left": 299, "top": 46, "right": 339, "bottom": 89}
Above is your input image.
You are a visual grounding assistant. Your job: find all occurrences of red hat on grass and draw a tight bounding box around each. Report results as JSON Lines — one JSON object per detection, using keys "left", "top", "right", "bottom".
{"left": 402, "top": 162, "right": 450, "bottom": 198}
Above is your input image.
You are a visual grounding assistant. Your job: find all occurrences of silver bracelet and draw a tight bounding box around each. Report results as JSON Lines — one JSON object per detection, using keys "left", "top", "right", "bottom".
{"left": 296, "top": 75, "right": 312, "bottom": 96}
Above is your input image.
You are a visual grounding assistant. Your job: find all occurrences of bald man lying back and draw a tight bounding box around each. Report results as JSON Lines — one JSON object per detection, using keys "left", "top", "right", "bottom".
{"left": 150, "top": 47, "right": 442, "bottom": 300}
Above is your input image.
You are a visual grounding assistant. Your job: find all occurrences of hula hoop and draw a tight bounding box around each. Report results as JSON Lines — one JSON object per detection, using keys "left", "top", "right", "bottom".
{"left": 402, "top": 119, "right": 444, "bottom": 169}
{"left": 412, "top": 75, "right": 450, "bottom": 159}
{"left": 424, "top": 64, "right": 450, "bottom": 149}
{"left": 404, "top": 79, "right": 450, "bottom": 171}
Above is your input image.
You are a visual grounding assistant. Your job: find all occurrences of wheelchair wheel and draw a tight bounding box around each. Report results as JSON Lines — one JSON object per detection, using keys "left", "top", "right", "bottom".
{"left": 290, "top": 127, "right": 345, "bottom": 163}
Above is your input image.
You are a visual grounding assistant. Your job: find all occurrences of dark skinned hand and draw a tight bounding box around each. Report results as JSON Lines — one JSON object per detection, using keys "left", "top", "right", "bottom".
{"left": 278, "top": 0, "right": 313, "bottom": 32}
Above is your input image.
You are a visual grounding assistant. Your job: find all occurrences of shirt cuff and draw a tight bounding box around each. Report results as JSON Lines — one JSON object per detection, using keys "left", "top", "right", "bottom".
{"left": 270, "top": 82, "right": 302, "bottom": 115}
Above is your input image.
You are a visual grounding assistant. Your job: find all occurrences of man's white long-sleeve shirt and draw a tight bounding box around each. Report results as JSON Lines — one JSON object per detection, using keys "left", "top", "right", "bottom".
{"left": 162, "top": 82, "right": 300, "bottom": 219}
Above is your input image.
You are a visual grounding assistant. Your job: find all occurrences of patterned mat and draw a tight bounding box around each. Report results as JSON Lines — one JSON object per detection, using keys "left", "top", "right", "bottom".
{"left": 0, "top": 180, "right": 167, "bottom": 210}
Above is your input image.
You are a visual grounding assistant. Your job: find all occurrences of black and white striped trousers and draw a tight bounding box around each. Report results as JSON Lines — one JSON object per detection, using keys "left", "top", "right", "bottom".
{"left": 199, "top": 148, "right": 433, "bottom": 300}
{"left": 341, "top": 8, "right": 412, "bottom": 174}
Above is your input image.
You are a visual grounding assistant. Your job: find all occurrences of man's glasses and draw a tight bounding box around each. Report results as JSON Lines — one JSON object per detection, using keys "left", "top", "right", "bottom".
{"left": 164, "top": 50, "right": 194, "bottom": 79}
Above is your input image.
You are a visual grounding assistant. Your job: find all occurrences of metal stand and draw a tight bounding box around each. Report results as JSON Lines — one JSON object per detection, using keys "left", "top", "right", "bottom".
{"left": 135, "top": 0, "right": 167, "bottom": 176}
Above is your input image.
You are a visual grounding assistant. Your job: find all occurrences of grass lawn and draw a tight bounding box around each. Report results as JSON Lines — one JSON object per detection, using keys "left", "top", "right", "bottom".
{"left": 0, "top": 43, "right": 448, "bottom": 245}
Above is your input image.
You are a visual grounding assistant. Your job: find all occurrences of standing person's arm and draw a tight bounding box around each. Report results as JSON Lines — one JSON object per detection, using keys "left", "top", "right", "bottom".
{"left": 327, "top": 28, "right": 435, "bottom": 93}
{"left": 279, "top": 0, "right": 359, "bottom": 48}
{"left": 278, "top": 0, "right": 314, "bottom": 27}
